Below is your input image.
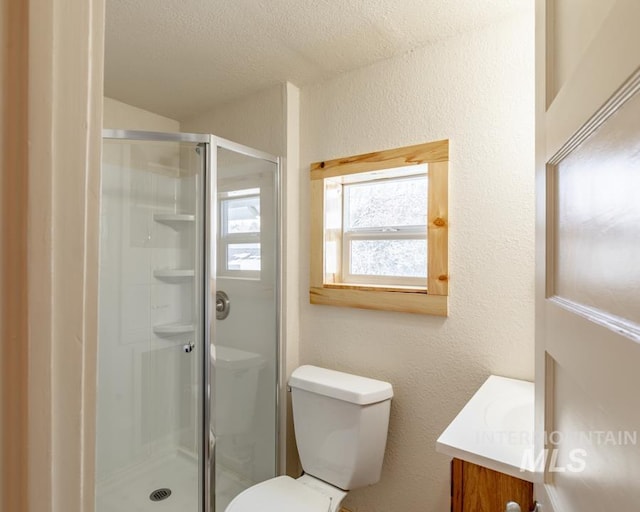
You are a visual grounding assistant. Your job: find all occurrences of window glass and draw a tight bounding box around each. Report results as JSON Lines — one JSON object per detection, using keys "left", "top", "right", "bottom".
{"left": 227, "top": 243, "right": 260, "bottom": 271}
{"left": 223, "top": 195, "right": 260, "bottom": 234}
{"left": 342, "top": 174, "right": 427, "bottom": 284}
{"left": 345, "top": 176, "right": 427, "bottom": 230}
{"left": 350, "top": 239, "right": 427, "bottom": 277}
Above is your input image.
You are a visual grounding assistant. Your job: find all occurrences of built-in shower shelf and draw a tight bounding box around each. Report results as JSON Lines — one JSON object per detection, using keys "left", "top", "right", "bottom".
{"left": 153, "top": 269, "right": 195, "bottom": 280}
{"left": 153, "top": 322, "right": 195, "bottom": 336}
{"left": 153, "top": 213, "right": 195, "bottom": 228}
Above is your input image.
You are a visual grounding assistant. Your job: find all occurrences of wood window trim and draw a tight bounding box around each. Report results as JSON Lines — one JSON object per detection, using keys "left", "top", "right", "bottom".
{"left": 310, "top": 139, "right": 449, "bottom": 316}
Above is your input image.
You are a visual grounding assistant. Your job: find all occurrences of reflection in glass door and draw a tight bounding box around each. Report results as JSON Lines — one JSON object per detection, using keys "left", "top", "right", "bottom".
{"left": 211, "top": 144, "right": 279, "bottom": 511}
{"left": 96, "top": 133, "right": 209, "bottom": 512}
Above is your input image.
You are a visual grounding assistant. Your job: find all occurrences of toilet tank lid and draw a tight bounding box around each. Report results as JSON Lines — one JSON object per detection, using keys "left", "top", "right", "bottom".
{"left": 289, "top": 365, "right": 393, "bottom": 405}
{"left": 212, "top": 345, "right": 265, "bottom": 370}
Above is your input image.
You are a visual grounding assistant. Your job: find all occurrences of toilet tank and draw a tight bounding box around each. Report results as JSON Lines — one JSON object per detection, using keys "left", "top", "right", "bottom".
{"left": 211, "top": 345, "right": 265, "bottom": 436}
{"left": 288, "top": 365, "right": 393, "bottom": 490}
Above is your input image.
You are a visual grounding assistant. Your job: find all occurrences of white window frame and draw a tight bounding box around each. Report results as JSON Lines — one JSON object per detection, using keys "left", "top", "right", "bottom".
{"left": 218, "top": 189, "right": 261, "bottom": 279}
{"left": 341, "top": 175, "right": 428, "bottom": 287}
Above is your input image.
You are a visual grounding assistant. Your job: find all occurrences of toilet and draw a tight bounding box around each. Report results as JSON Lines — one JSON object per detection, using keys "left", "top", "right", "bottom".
{"left": 225, "top": 365, "right": 393, "bottom": 512}
{"left": 211, "top": 345, "right": 265, "bottom": 436}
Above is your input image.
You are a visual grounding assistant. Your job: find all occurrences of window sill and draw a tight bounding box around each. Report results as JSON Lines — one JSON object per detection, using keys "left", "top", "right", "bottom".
{"left": 309, "top": 285, "right": 448, "bottom": 316}
{"left": 324, "top": 283, "right": 427, "bottom": 293}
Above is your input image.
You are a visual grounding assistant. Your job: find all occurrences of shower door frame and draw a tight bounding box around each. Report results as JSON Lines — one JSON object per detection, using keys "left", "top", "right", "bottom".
{"left": 211, "top": 136, "right": 282, "bottom": 510}
{"left": 101, "top": 129, "right": 282, "bottom": 512}
{"left": 102, "top": 129, "right": 213, "bottom": 512}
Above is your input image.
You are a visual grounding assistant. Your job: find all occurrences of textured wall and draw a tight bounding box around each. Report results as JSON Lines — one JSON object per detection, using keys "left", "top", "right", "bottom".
{"left": 299, "top": 10, "right": 535, "bottom": 512}
{"left": 103, "top": 96, "right": 180, "bottom": 131}
{"left": 180, "top": 85, "right": 285, "bottom": 157}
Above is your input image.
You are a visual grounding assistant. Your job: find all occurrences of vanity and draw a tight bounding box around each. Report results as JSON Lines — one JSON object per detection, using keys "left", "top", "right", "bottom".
{"left": 436, "top": 376, "right": 538, "bottom": 512}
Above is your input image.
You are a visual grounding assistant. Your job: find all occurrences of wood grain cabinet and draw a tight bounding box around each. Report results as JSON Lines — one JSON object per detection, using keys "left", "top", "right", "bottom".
{"left": 451, "top": 458, "right": 534, "bottom": 512}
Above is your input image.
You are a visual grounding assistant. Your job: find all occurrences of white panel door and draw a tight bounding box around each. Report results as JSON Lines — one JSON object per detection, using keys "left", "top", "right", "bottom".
{"left": 535, "top": 1, "right": 640, "bottom": 511}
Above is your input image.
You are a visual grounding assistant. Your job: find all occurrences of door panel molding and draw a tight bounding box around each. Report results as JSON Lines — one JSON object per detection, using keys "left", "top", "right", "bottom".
{"left": 545, "top": 79, "right": 640, "bottom": 340}
{"left": 550, "top": 296, "right": 640, "bottom": 344}
{"left": 548, "top": 68, "right": 640, "bottom": 166}
{"left": 546, "top": 0, "right": 640, "bottom": 160}
{"left": 545, "top": 302, "right": 640, "bottom": 427}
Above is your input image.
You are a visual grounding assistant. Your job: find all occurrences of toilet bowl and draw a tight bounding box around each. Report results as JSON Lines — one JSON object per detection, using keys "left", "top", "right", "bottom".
{"left": 225, "top": 365, "right": 393, "bottom": 512}
{"left": 225, "top": 474, "right": 347, "bottom": 512}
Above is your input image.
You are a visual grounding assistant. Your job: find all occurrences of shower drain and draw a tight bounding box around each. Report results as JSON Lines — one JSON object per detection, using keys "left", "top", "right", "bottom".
{"left": 149, "top": 488, "right": 172, "bottom": 502}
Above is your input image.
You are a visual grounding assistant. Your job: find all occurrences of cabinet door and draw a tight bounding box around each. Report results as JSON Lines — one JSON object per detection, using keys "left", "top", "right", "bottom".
{"left": 452, "top": 459, "right": 534, "bottom": 512}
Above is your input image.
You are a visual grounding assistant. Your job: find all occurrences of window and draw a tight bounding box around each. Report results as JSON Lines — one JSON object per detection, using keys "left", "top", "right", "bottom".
{"left": 219, "top": 188, "right": 261, "bottom": 278}
{"left": 310, "top": 140, "right": 449, "bottom": 316}
{"left": 342, "top": 173, "right": 427, "bottom": 286}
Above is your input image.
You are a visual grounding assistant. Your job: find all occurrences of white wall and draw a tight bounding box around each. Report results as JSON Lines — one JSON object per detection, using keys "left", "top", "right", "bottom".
{"left": 299, "top": 10, "right": 535, "bottom": 512}
{"left": 181, "top": 85, "right": 285, "bottom": 156}
{"left": 104, "top": 96, "right": 180, "bottom": 132}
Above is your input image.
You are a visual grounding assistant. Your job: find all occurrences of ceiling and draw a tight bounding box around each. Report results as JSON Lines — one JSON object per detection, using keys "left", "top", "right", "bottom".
{"left": 105, "top": 0, "right": 526, "bottom": 120}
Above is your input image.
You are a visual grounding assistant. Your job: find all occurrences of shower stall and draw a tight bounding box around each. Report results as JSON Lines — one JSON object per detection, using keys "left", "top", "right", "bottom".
{"left": 96, "top": 130, "right": 280, "bottom": 512}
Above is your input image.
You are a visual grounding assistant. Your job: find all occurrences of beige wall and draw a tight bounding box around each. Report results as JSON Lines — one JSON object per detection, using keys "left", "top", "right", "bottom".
{"left": 104, "top": 96, "right": 180, "bottom": 131}
{"left": 550, "top": 0, "right": 617, "bottom": 100}
{"left": 299, "top": 9, "right": 535, "bottom": 512}
{"left": 180, "top": 84, "right": 285, "bottom": 157}
{"left": 282, "top": 82, "right": 301, "bottom": 476}
{"left": 19, "top": 0, "right": 106, "bottom": 511}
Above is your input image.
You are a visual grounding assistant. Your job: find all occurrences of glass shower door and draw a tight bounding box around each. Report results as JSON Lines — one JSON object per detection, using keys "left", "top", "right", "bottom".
{"left": 96, "top": 133, "right": 209, "bottom": 512}
{"left": 211, "top": 143, "right": 279, "bottom": 511}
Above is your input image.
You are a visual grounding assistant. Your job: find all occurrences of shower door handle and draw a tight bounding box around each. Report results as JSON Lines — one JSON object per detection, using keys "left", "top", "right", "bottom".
{"left": 182, "top": 342, "right": 195, "bottom": 353}
{"left": 216, "top": 290, "right": 230, "bottom": 320}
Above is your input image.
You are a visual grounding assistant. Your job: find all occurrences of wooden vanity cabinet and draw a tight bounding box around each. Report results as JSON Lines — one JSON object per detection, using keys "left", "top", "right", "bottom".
{"left": 451, "top": 458, "right": 534, "bottom": 512}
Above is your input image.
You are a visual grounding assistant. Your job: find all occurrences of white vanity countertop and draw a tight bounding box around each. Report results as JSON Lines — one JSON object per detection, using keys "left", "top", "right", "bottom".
{"left": 436, "top": 375, "right": 541, "bottom": 482}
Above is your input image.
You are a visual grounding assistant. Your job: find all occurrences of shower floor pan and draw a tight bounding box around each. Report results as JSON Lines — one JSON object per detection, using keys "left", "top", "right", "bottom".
{"left": 96, "top": 451, "right": 252, "bottom": 512}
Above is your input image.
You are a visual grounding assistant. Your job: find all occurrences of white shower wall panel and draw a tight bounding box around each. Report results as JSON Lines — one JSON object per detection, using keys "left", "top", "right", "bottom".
{"left": 98, "top": 141, "right": 194, "bottom": 482}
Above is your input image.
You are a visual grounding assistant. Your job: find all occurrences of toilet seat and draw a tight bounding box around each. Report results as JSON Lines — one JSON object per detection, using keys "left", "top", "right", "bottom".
{"left": 226, "top": 476, "right": 331, "bottom": 512}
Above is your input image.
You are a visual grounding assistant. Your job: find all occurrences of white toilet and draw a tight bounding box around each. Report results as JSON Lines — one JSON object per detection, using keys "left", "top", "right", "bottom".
{"left": 225, "top": 365, "right": 394, "bottom": 512}
{"left": 211, "top": 345, "right": 265, "bottom": 436}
